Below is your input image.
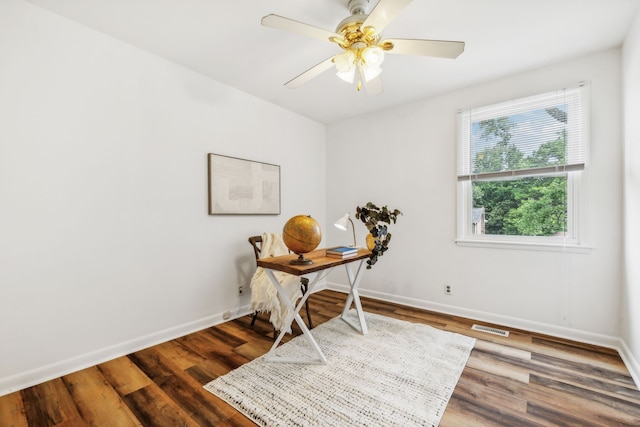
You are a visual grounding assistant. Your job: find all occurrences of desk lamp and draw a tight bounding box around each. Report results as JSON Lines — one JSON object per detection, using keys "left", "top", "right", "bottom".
{"left": 334, "top": 212, "right": 357, "bottom": 247}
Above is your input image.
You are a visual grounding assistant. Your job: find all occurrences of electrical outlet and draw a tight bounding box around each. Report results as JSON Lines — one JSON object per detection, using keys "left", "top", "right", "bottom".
{"left": 238, "top": 285, "right": 244, "bottom": 296}
{"left": 444, "top": 284, "right": 453, "bottom": 295}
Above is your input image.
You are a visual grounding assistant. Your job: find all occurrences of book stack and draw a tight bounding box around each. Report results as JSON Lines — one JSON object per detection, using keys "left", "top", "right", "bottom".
{"left": 326, "top": 246, "right": 359, "bottom": 259}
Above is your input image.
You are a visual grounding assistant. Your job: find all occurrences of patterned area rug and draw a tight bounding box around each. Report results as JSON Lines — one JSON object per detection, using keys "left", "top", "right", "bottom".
{"left": 204, "top": 311, "right": 475, "bottom": 427}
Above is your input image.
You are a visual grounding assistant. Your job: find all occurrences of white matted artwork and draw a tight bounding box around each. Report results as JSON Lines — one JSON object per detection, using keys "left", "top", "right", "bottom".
{"left": 208, "top": 153, "right": 280, "bottom": 215}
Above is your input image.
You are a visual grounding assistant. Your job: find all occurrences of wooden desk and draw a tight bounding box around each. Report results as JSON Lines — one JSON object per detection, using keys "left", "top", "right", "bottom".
{"left": 257, "top": 248, "right": 372, "bottom": 364}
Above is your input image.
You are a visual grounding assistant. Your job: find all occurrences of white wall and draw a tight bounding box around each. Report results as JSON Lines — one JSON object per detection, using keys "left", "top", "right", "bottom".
{"left": 326, "top": 49, "right": 623, "bottom": 345}
{"left": 622, "top": 11, "right": 640, "bottom": 383}
{"left": 0, "top": 0, "right": 326, "bottom": 395}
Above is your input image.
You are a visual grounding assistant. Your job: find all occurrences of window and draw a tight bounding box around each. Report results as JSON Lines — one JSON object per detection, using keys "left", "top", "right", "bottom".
{"left": 456, "top": 83, "right": 589, "bottom": 250}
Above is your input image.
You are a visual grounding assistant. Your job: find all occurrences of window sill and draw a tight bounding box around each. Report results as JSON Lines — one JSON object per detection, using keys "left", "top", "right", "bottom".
{"left": 455, "top": 238, "right": 592, "bottom": 253}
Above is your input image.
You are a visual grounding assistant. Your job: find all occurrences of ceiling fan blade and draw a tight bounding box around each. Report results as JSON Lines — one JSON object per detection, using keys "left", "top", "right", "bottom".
{"left": 262, "top": 14, "right": 341, "bottom": 43}
{"left": 285, "top": 56, "right": 336, "bottom": 89}
{"left": 383, "top": 38, "right": 465, "bottom": 59}
{"left": 362, "top": 0, "right": 412, "bottom": 33}
{"left": 362, "top": 76, "right": 383, "bottom": 96}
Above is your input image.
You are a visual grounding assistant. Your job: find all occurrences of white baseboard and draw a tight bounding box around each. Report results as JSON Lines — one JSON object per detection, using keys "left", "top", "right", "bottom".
{"left": 327, "top": 282, "right": 640, "bottom": 388}
{"left": 4, "top": 286, "right": 638, "bottom": 396}
{"left": 0, "top": 305, "right": 253, "bottom": 397}
{"left": 618, "top": 340, "right": 640, "bottom": 388}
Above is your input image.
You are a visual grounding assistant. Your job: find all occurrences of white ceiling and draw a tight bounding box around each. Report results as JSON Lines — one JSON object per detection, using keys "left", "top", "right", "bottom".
{"left": 27, "top": 0, "right": 640, "bottom": 124}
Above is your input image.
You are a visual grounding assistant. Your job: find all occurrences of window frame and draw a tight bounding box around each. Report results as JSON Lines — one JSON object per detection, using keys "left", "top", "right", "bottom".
{"left": 455, "top": 84, "right": 591, "bottom": 252}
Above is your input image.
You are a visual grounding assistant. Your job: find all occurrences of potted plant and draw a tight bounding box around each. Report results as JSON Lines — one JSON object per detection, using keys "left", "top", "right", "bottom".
{"left": 355, "top": 202, "right": 402, "bottom": 269}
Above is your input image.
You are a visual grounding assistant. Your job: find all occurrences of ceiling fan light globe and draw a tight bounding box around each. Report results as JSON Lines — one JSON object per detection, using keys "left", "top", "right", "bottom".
{"left": 362, "top": 46, "right": 385, "bottom": 67}
{"left": 335, "top": 50, "right": 356, "bottom": 72}
{"left": 337, "top": 67, "right": 356, "bottom": 83}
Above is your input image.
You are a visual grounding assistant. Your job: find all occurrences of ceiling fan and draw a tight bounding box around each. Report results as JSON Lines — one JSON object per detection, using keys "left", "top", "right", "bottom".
{"left": 262, "top": 0, "right": 465, "bottom": 94}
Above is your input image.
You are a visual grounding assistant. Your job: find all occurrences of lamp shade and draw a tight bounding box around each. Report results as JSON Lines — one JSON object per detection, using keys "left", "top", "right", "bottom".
{"left": 334, "top": 213, "right": 350, "bottom": 230}
{"left": 334, "top": 212, "right": 357, "bottom": 247}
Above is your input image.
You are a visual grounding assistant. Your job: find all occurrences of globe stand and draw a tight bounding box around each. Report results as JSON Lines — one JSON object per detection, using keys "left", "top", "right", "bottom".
{"left": 290, "top": 253, "right": 313, "bottom": 265}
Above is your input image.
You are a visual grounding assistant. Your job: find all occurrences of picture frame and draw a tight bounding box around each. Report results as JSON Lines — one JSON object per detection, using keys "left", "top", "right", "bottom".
{"left": 207, "top": 153, "right": 281, "bottom": 215}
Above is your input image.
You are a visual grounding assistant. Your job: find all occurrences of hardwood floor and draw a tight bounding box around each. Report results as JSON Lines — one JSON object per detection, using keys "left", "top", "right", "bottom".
{"left": 2, "top": 289, "right": 639, "bottom": 426}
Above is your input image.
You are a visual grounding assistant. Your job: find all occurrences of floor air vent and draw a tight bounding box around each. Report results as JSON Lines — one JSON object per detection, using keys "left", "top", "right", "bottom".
{"left": 471, "top": 324, "right": 509, "bottom": 337}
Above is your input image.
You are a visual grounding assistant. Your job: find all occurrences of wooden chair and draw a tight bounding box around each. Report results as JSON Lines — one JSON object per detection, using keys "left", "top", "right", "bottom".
{"left": 248, "top": 236, "right": 313, "bottom": 333}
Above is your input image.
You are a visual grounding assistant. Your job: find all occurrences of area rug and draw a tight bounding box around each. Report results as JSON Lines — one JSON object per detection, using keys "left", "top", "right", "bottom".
{"left": 204, "top": 310, "right": 475, "bottom": 427}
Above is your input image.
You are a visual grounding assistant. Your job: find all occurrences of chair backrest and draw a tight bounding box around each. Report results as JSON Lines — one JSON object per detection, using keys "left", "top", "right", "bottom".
{"left": 248, "top": 236, "right": 262, "bottom": 265}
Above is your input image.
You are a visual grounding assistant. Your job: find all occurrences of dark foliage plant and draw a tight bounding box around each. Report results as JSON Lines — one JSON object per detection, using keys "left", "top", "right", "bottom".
{"left": 355, "top": 202, "right": 402, "bottom": 269}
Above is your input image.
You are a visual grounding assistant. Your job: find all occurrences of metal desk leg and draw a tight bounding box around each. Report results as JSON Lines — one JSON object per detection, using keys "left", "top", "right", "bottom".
{"left": 340, "top": 259, "right": 368, "bottom": 335}
{"left": 263, "top": 269, "right": 328, "bottom": 364}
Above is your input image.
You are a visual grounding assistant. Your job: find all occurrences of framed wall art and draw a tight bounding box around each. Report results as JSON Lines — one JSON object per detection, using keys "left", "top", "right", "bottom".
{"left": 207, "top": 153, "right": 281, "bottom": 215}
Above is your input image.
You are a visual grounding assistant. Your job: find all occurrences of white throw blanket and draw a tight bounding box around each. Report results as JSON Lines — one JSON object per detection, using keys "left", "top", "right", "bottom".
{"left": 249, "top": 232, "right": 302, "bottom": 332}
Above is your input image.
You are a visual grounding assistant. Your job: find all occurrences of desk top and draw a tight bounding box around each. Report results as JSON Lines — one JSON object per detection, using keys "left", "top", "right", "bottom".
{"left": 257, "top": 248, "right": 372, "bottom": 276}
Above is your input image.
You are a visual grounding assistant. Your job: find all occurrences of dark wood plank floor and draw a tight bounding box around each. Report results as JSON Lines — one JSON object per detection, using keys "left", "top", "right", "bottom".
{"left": 2, "top": 289, "right": 639, "bottom": 426}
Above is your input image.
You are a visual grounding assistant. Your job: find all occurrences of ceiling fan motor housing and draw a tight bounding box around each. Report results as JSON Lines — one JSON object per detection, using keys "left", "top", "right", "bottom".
{"left": 336, "top": 0, "right": 381, "bottom": 49}
{"left": 348, "top": 0, "right": 369, "bottom": 15}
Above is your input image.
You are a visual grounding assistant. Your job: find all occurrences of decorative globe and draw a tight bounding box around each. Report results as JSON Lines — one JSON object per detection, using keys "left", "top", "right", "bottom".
{"left": 283, "top": 215, "right": 322, "bottom": 260}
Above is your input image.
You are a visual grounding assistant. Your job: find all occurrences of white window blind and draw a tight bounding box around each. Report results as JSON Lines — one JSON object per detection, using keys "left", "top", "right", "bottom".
{"left": 457, "top": 83, "right": 589, "bottom": 182}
